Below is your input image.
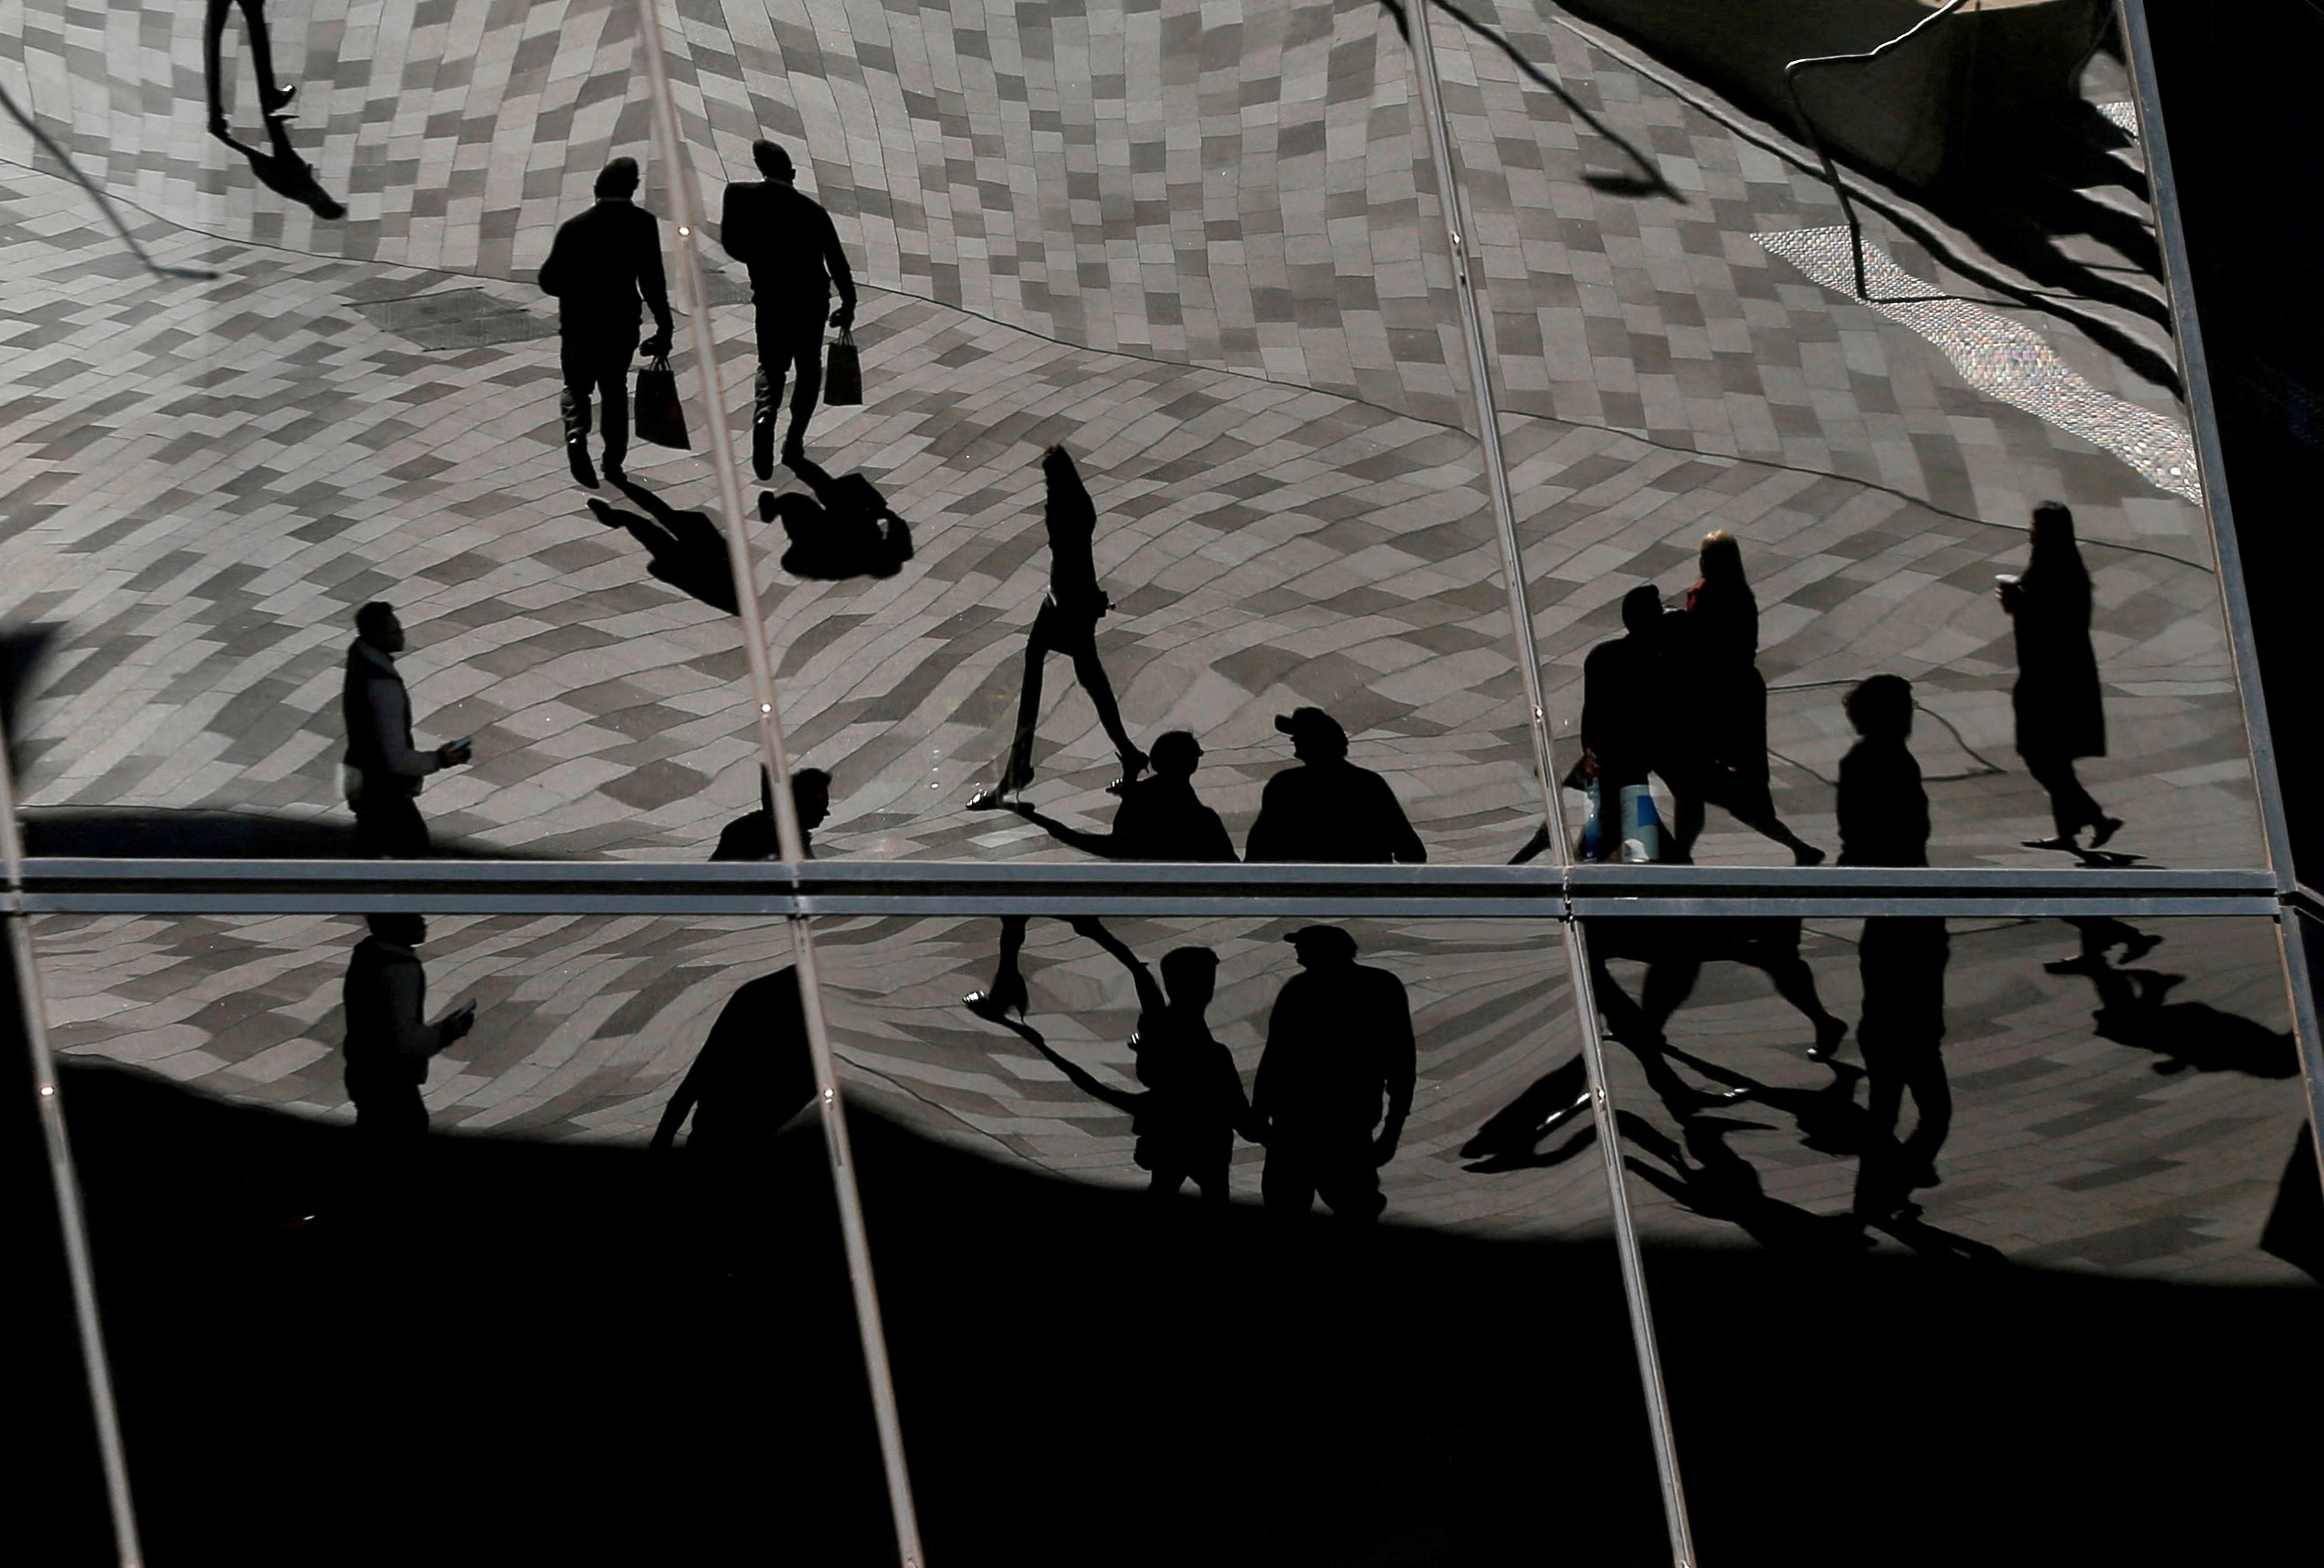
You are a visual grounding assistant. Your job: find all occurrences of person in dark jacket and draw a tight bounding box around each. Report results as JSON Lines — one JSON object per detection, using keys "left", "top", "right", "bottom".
{"left": 967, "top": 445, "right": 1147, "bottom": 807}
{"left": 721, "top": 140, "right": 856, "bottom": 479}
{"left": 1999, "top": 502, "right": 2121, "bottom": 852}
{"left": 340, "top": 602, "right": 470, "bottom": 859}
{"left": 963, "top": 731, "right": 1232, "bottom": 1023}
{"left": 710, "top": 767, "right": 829, "bottom": 861}
{"left": 1834, "top": 674, "right": 1928, "bottom": 872}
{"left": 1244, "top": 708, "right": 1424, "bottom": 865}
{"left": 341, "top": 913, "right": 475, "bottom": 1144}
{"left": 1251, "top": 926, "right": 1416, "bottom": 1221}
{"left": 1664, "top": 531, "right": 1824, "bottom": 866}
{"left": 650, "top": 967, "right": 819, "bottom": 1164}
{"left": 540, "top": 157, "right": 674, "bottom": 489}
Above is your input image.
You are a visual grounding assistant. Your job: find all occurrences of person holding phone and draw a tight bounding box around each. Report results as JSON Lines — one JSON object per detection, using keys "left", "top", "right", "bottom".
{"left": 342, "top": 913, "right": 476, "bottom": 1148}
{"left": 341, "top": 602, "right": 473, "bottom": 859}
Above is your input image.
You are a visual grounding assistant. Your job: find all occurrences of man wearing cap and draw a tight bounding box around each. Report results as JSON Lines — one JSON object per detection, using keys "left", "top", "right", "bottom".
{"left": 1251, "top": 926, "right": 1417, "bottom": 1221}
{"left": 721, "top": 139, "right": 857, "bottom": 478}
{"left": 540, "top": 156, "right": 675, "bottom": 489}
{"left": 1243, "top": 707, "right": 1425, "bottom": 865}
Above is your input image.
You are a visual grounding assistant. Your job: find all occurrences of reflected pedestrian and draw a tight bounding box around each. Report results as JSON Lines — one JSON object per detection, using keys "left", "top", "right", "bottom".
{"left": 711, "top": 767, "right": 831, "bottom": 861}
{"left": 650, "top": 968, "right": 819, "bottom": 1167}
{"left": 540, "top": 157, "right": 674, "bottom": 490}
{"left": 1251, "top": 927, "right": 1416, "bottom": 1221}
{"left": 1998, "top": 502, "right": 2121, "bottom": 852}
{"left": 340, "top": 602, "right": 470, "bottom": 859}
{"left": 720, "top": 140, "right": 857, "bottom": 479}
{"left": 1244, "top": 708, "right": 1425, "bottom": 864}
{"left": 342, "top": 913, "right": 475, "bottom": 1148}
{"left": 203, "top": 0, "right": 297, "bottom": 140}
{"left": 1665, "top": 531, "right": 1823, "bottom": 865}
{"left": 967, "top": 446, "right": 1147, "bottom": 807}
{"left": 1574, "top": 585, "right": 1674, "bottom": 861}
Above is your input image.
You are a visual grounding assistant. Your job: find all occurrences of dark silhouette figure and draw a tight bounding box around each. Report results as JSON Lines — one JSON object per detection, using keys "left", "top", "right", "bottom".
{"left": 1619, "top": 1111, "right": 1873, "bottom": 1254}
{"left": 710, "top": 768, "right": 830, "bottom": 861}
{"left": 1251, "top": 927, "right": 1416, "bottom": 1221}
{"left": 341, "top": 913, "right": 474, "bottom": 1146}
{"left": 1458, "top": 1053, "right": 1592, "bottom": 1170}
{"left": 1013, "top": 920, "right": 1258, "bottom": 1201}
{"left": 203, "top": 0, "right": 297, "bottom": 140}
{"left": 2062, "top": 960, "right": 2299, "bottom": 1079}
{"left": 2260, "top": 1125, "right": 2324, "bottom": 1283}
{"left": 763, "top": 455, "right": 911, "bottom": 580}
{"left": 1833, "top": 676, "right": 1953, "bottom": 1221}
{"left": 1998, "top": 502, "right": 2121, "bottom": 852}
{"left": 588, "top": 477, "right": 737, "bottom": 612}
{"left": 1572, "top": 584, "right": 1677, "bottom": 860}
{"left": 2047, "top": 918, "right": 2162, "bottom": 974}
{"left": 720, "top": 140, "right": 856, "bottom": 478}
{"left": 340, "top": 602, "right": 470, "bottom": 859}
{"left": 1663, "top": 531, "right": 1823, "bottom": 866}
{"left": 968, "top": 445, "right": 1146, "bottom": 807}
{"left": 650, "top": 968, "right": 818, "bottom": 1162}
{"left": 1591, "top": 916, "right": 1847, "bottom": 1084}
{"left": 214, "top": 118, "right": 343, "bottom": 221}
{"left": 540, "top": 158, "right": 673, "bottom": 490}
{"left": 1245, "top": 708, "right": 1426, "bottom": 865}
{"left": 964, "top": 731, "right": 1233, "bottom": 1023}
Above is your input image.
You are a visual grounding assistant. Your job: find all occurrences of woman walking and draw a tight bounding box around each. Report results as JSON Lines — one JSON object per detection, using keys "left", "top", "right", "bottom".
{"left": 1667, "top": 530, "right": 1825, "bottom": 866}
{"left": 1998, "top": 502, "right": 2121, "bottom": 852}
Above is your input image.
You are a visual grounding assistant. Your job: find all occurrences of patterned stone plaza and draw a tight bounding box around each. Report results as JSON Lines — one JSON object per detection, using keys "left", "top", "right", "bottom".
{"left": 1, "top": 0, "right": 2308, "bottom": 1282}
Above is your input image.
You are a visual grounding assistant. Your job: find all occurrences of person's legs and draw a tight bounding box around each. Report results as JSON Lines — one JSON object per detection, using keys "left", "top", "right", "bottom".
{"left": 204, "top": 0, "right": 233, "bottom": 129}
{"left": 1056, "top": 612, "right": 1145, "bottom": 777}
{"left": 966, "top": 915, "right": 1031, "bottom": 1017}
{"left": 1852, "top": 1058, "right": 1907, "bottom": 1219}
{"left": 558, "top": 335, "right": 598, "bottom": 487}
{"left": 234, "top": 0, "right": 287, "bottom": 110}
{"left": 751, "top": 303, "right": 792, "bottom": 480}
{"left": 1660, "top": 770, "right": 1705, "bottom": 863}
{"left": 1314, "top": 1139, "right": 1386, "bottom": 1223}
{"left": 354, "top": 793, "right": 430, "bottom": 859}
{"left": 596, "top": 337, "right": 637, "bottom": 474}
{"left": 1754, "top": 949, "right": 1848, "bottom": 1054}
{"left": 998, "top": 604, "right": 1063, "bottom": 792}
{"left": 783, "top": 314, "right": 824, "bottom": 456}
{"left": 2024, "top": 750, "right": 2105, "bottom": 841}
{"left": 1261, "top": 1142, "right": 1318, "bottom": 1215}
{"left": 1897, "top": 1049, "right": 1953, "bottom": 1187}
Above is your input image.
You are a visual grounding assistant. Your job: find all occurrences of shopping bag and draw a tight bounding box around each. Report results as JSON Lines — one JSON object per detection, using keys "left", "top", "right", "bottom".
{"left": 824, "top": 329, "right": 862, "bottom": 406}
{"left": 634, "top": 356, "right": 690, "bottom": 450}
{"left": 1575, "top": 776, "right": 1606, "bottom": 862}
{"left": 1619, "top": 784, "right": 1663, "bottom": 865}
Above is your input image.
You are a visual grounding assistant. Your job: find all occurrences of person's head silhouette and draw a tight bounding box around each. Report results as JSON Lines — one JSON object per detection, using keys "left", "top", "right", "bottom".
{"left": 1620, "top": 584, "right": 1663, "bottom": 636}
{"left": 366, "top": 912, "right": 426, "bottom": 946}
{"left": 596, "top": 157, "right": 641, "bottom": 200}
{"left": 793, "top": 767, "right": 832, "bottom": 832}
{"left": 1284, "top": 925, "right": 1358, "bottom": 972}
{"left": 1158, "top": 946, "right": 1219, "bottom": 1011}
{"left": 753, "top": 140, "right": 796, "bottom": 182}
{"left": 1845, "top": 674, "right": 1914, "bottom": 742}
{"left": 1698, "top": 528, "right": 1745, "bottom": 587}
{"left": 1274, "top": 707, "right": 1348, "bottom": 765}
{"left": 1150, "top": 731, "right": 1202, "bottom": 780}
{"left": 354, "top": 601, "right": 405, "bottom": 655}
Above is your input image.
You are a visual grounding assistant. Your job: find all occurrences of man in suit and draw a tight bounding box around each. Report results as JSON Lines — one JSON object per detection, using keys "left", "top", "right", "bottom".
{"left": 720, "top": 139, "right": 856, "bottom": 478}
{"left": 540, "top": 157, "right": 674, "bottom": 489}
{"left": 340, "top": 602, "right": 470, "bottom": 859}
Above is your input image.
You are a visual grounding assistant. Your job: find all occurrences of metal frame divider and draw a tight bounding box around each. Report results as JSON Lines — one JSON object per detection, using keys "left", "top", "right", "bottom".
{"left": 628, "top": 6, "right": 925, "bottom": 1562}
{"left": 1399, "top": 8, "right": 1697, "bottom": 1564}
{"left": 0, "top": 738, "right": 143, "bottom": 1566}
{"left": 2117, "top": 0, "right": 2324, "bottom": 1198}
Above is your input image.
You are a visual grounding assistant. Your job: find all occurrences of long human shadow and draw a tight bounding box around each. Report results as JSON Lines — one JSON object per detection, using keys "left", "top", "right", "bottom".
{"left": 1377, "top": 0, "right": 1680, "bottom": 200}
{"left": 216, "top": 118, "right": 345, "bottom": 221}
{"left": 2061, "top": 959, "right": 2302, "bottom": 1079}
{"left": 591, "top": 476, "right": 740, "bottom": 614}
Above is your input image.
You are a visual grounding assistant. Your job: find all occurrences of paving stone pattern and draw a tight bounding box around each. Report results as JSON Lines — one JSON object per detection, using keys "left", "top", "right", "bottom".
{"left": 31, "top": 910, "right": 2312, "bottom": 1283}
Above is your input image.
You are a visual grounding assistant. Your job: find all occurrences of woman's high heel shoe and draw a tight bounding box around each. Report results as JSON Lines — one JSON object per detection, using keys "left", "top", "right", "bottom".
{"left": 963, "top": 974, "right": 1029, "bottom": 1022}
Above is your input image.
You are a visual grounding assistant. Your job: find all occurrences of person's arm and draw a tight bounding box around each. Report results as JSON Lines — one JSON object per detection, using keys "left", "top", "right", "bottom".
{"left": 1001, "top": 1016, "right": 1142, "bottom": 1116}
{"left": 820, "top": 208, "right": 856, "bottom": 322}
{"left": 1196, "top": 807, "right": 1239, "bottom": 864}
{"left": 1378, "top": 776, "right": 1427, "bottom": 865}
{"left": 538, "top": 224, "right": 567, "bottom": 297}
{"left": 382, "top": 958, "right": 469, "bottom": 1062}
{"left": 1067, "top": 916, "right": 1164, "bottom": 1015}
{"left": 649, "top": 1049, "right": 708, "bottom": 1152}
{"left": 637, "top": 214, "right": 674, "bottom": 345}
{"left": 1243, "top": 778, "right": 1282, "bottom": 864}
{"left": 363, "top": 677, "right": 444, "bottom": 780}
{"left": 1375, "top": 976, "right": 1417, "bottom": 1167}
{"left": 1508, "top": 823, "right": 1553, "bottom": 866}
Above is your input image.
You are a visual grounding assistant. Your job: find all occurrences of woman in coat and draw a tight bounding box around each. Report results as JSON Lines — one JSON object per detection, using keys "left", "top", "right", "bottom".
{"left": 1667, "top": 531, "right": 1825, "bottom": 866}
{"left": 1998, "top": 502, "right": 2120, "bottom": 852}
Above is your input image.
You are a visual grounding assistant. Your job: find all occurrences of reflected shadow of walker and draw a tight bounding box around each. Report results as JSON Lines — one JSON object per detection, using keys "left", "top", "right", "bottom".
{"left": 216, "top": 121, "right": 345, "bottom": 221}
{"left": 590, "top": 476, "right": 739, "bottom": 615}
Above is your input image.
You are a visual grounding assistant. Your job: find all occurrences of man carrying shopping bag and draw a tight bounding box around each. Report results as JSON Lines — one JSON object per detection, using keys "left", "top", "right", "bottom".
{"left": 719, "top": 140, "right": 857, "bottom": 478}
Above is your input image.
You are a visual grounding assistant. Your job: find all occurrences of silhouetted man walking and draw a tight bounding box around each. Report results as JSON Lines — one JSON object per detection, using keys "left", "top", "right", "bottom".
{"left": 1245, "top": 708, "right": 1424, "bottom": 864}
{"left": 1252, "top": 926, "right": 1416, "bottom": 1221}
{"left": 342, "top": 913, "right": 475, "bottom": 1146}
{"left": 650, "top": 968, "right": 819, "bottom": 1168}
{"left": 341, "top": 602, "right": 470, "bottom": 859}
{"left": 541, "top": 157, "right": 673, "bottom": 489}
{"left": 721, "top": 140, "right": 856, "bottom": 479}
